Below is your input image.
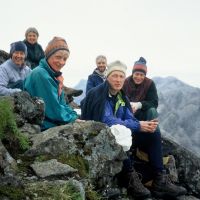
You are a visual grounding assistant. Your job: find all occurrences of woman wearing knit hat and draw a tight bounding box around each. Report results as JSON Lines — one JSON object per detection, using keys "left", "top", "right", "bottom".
{"left": 122, "top": 57, "right": 187, "bottom": 197}
{"left": 0, "top": 41, "right": 31, "bottom": 96}
{"left": 24, "top": 27, "right": 45, "bottom": 69}
{"left": 24, "top": 37, "right": 81, "bottom": 130}
{"left": 123, "top": 57, "right": 158, "bottom": 121}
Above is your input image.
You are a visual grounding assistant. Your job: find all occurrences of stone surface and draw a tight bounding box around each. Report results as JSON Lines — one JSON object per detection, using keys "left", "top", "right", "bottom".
{"left": 30, "top": 159, "right": 77, "bottom": 178}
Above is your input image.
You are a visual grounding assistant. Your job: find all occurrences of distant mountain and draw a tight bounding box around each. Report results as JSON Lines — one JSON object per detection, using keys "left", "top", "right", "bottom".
{"left": 153, "top": 76, "right": 200, "bottom": 156}
{"left": 73, "top": 79, "right": 87, "bottom": 104}
{"left": 74, "top": 76, "right": 200, "bottom": 156}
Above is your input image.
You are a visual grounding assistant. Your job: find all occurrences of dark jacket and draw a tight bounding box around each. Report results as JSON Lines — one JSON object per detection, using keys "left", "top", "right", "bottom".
{"left": 24, "top": 40, "right": 45, "bottom": 69}
{"left": 86, "top": 69, "right": 105, "bottom": 94}
{"left": 81, "top": 81, "right": 140, "bottom": 133}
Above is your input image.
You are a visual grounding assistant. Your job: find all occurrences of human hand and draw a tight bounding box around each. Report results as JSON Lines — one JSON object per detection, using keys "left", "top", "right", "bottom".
{"left": 139, "top": 120, "right": 158, "bottom": 133}
{"left": 75, "top": 119, "right": 85, "bottom": 123}
{"left": 130, "top": 102, "right": 142, "bottom": 113}
{"left": 150, "top": 118, "right": 158, "bottom": 123}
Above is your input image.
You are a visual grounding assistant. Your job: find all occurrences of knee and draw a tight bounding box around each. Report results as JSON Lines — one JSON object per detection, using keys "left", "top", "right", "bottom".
{"left": 146, "top": 107, "right": 158, "bottom": 120}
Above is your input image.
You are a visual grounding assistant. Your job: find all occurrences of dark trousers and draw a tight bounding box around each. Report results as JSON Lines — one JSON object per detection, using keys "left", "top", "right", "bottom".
{"left": 134, "top": 130, "right": 164, "bottom": 173}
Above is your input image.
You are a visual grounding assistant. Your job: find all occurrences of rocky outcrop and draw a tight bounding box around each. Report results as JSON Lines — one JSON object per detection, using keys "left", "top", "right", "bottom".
{"left": 0, "top": 92, "right": 200, "bottom": 200}
{"left": 0, "top": 50, "right": 9, "bottom": 65}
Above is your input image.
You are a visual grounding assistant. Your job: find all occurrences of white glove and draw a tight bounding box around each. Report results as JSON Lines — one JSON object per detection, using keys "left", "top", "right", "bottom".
{"left": 13, "top": 88, "right": 22, "bottom": 93}
{"left": 130, "top": 102, "right": 142, "bottom": 113}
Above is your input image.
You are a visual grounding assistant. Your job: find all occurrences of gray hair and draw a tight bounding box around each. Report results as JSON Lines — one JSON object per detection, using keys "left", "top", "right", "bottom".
{"left": 25, "top": 27, "right": 39, "bottom": 37}
{"left": 96, "top": 55, "right": 107, "bottom": 63}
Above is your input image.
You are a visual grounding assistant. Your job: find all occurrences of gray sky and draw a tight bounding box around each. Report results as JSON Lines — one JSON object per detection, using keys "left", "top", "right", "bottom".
{"left": 1, "top": 0, "right": 200, "bottom": 87}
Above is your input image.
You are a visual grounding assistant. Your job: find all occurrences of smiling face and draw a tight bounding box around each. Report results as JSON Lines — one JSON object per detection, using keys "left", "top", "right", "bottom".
{"left": 12, "top": 51, "right": 26, "bottom": 66}
{"left": 47, "top": 50, "right": 69, "bottom": 72}
{"left": 26, "top": 32, "right": 38, "bottom": 44}
{"left": 132, "top": 71, "right": 145, "bottom": 85}
{"left": 107, "top": 71, "right": 126, "bottom": 94}
{"left": 96, "top": 58, "right": 107, "bottom": 73}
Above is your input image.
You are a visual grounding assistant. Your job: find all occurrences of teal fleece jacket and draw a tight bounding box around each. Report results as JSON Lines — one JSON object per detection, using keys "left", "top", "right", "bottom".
{"left": 24, "top": 58, "right": 78, "bottom": 130}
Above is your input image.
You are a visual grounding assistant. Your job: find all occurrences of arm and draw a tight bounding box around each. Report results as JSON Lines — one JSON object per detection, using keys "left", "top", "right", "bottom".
{"left": 102, "top": 101, "right": 140, "bottom": 133}
{"left": 86, "top": 75, "right": 95, "bottom": 94}
{"left": 0, "top": 67, "right": 21, "bottom": 96}
{"left": 25, "top": 71, "right": 78, "bottom": 123}
{"left": 141, "top": 81, "right": 158, "bottom": 110}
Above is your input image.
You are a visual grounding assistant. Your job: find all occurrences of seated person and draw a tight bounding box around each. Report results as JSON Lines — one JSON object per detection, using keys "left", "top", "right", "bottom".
{"left": 123, "top": 57, "right": 158, "bottom": 121}
{"left": 24, "top": 27, "right": 45, "bottom": 69}
{"left": 0, "top": 41, "right": 31, "bottom": 96}
{"left": 81, "top": 60, "right": 186, "bottom": 199}
{"left": 24, "top": 37, "right": 81, "bottom": 130}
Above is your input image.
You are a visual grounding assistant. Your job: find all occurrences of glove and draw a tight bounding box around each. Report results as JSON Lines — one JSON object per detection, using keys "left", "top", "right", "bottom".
{"left": 13, "top": 88, "right": 22, "bottom": 93}
{"left": 130, "top": 102, "right": 142, "bottom": 113}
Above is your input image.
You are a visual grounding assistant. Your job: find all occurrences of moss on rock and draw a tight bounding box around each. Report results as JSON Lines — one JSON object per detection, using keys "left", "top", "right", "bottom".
{"left": 0, "top": 185, "right": 25, "bottom": 200}
{"left": 0, "top": 98, "right": 30, "bottom": 151}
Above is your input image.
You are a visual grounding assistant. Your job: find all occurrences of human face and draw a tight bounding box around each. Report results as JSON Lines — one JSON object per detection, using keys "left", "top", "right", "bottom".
{"left": 107, "top": 71, "right": 125, "bottom": 94}
{"left": 47, "top": 50, "right": 69, "bottom": 72}
{"left": 26, "top": 32, "right": 38, "bottom": 44}
{"left": 12, "top": 51, "right": 26, "bottom": 66}
{"left": 96, "top": 58, "right": 107, "bottom": 73}
{"left": 132, "top": 71, "right": 145, "bottom": 85}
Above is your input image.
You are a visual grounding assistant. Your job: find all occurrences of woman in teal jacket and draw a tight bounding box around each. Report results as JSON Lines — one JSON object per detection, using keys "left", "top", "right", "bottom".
{"left": 24, "top": 37, "right": 78, "bottom": 130}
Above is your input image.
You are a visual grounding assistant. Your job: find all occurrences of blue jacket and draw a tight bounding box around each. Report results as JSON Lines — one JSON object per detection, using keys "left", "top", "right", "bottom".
{"left": 81, "top": 81, "right": 140, "bottom": 133}
{"left": 24, "top": 58, "right": 78, "bottom": 130}
{"left": 86, "top": 69, "right": 105, "bottom": 94}
{"left": 0, "top": 59, "right": 31, "bottom": 96}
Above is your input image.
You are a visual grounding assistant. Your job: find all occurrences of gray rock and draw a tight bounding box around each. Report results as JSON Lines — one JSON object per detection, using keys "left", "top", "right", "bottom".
{"left": 163, "top": 136, "right": 200, "bottom": 196}
{"left": 13, "top": 91, "right": 45, "bottom": 126}
{"left": 31, "top": 159, "right": 77, "bottom": 178}
{"left": 177, "top": 195, "right": 200, "bottom": 200}
{"left": 25, "top": 121, "right": 126, "bottom": 188}
{"left": 0, "top": 50, "right": 9, "bottom": 65}
{"left": 24, "top": 180, "right": 85, "bottom": 199}
{"left": 0, "top": 140, "right": 17, "bottom": 175}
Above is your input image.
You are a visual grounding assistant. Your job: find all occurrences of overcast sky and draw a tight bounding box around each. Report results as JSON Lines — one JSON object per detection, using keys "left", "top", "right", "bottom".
{"left": 1, "top": 0, "right": 200, "bottom": 88}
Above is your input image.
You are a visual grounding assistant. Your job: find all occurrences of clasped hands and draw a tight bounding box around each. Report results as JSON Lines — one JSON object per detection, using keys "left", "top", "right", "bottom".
{"left": 139, "top": 119, "right": 158, "bottom": 133}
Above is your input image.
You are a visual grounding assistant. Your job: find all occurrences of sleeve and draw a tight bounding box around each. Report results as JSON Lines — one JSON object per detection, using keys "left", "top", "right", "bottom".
{"left": 102, "top": 101, "right": 140, "bottom": 133}
{"left": 141, "top": 81, "right": 158, "bottom": 110}
{"left": 86, "top": 75, "right": 95, "bottom": 94}
{"left": 25, "top": 71, "right": 78, "bottom": 123}
{"left": 0, "top": 67, "right": 22, "bottom": 96}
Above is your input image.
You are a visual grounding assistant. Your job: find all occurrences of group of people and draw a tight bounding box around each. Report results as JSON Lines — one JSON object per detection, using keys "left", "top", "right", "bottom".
{"left": 0, "top": 28, "right": 187, "bottom": 199}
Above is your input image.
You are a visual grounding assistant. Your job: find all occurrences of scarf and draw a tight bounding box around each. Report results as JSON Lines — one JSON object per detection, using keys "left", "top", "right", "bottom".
{"left": 123, "top": 76, "right": 152, "bottom": 102}
{"left": 56, "top": 75, "right": 64, "bottom": 96}
{"left": 94, "top": 68, "right": 107, "bottom": 81}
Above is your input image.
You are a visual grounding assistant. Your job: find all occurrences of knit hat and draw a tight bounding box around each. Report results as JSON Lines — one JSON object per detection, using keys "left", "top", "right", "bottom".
{"left": 10, "top": 41, "right": 27, "bottom": 57}
{"left": 107, "top": 60, "right": 127, "bottom": 77}
{"left": 132, "top": 57, "right": 147, "bottom": 75}
{"left": 25, "top": 27, "right": 39, "bottom": 37}
{"left": 45, "top": 37, "right": 70, "bottom": 59}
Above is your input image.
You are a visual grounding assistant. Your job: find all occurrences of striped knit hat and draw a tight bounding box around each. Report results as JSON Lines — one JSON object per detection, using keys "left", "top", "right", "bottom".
{"left": 45, "top": 37, "right": 70, "bottom": 59}
{"left": 132, "top": 57, "right": 147, "bottom": 75}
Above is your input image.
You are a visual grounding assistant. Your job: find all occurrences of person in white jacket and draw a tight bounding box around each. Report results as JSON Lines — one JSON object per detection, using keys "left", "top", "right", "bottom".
{"left": 0, "top": 41, "right": 31, "bottom": 96}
